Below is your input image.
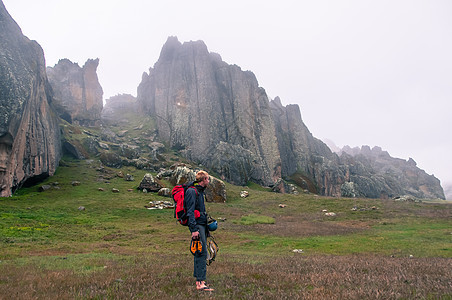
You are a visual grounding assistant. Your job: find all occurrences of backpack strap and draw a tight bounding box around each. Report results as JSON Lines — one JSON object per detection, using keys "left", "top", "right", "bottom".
{"left": 187, "top": 185, "right": 198, "bottom": 195}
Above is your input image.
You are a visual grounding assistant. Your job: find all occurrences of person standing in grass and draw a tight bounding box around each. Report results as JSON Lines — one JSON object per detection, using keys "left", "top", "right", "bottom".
{"left": 185, "top": 170, "right": 214, "bottom": 291}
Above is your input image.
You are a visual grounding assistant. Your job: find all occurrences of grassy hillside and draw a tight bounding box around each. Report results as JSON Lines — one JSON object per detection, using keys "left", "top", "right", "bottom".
{"left": 0, "top": 156, "right": 451, "bottom": 299}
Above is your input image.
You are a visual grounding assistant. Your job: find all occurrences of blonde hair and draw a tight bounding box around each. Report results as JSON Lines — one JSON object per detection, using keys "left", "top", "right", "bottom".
{"left": 196, "top": 170, "right": 209, "bottom": 182}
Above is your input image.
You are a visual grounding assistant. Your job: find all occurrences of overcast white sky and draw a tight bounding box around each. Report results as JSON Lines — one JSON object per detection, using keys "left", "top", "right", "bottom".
{"left": 3, "top": 0, "right": 452, "bottom": 197}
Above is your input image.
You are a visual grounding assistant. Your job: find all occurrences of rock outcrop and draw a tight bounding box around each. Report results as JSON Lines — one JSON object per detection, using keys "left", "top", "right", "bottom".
{"left": 138, "top": 37, "right": 281, "bottom": 186}
{"left": 270, "top": 97, "right": 346, "bottom": 196}
{"left": 270, "top": 97, "right": 445, "bottom": 199}
{"left": 47, "top": 58, "right": 103, "bottom": 126}
{"left": 136, "top": 36, "right": 445, "bottom": 199}
{"left": 101, "top": 94, "right": 138, "bottom": 123}
{"left": 157, "top": 164, "right": 227, "bottom": 203}
{"left": 0, "top": 1, "right": 61, "bottom": 196}
{"left": 338, "top": 145, "right": 445, "bottom": 199}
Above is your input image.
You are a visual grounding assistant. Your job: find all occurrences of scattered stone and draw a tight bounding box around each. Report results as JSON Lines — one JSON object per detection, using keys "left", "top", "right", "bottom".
{"left": 72, "top": 181, "right": 81, "bottom": 186}
{"left": 142, "top": 189, "right": 148, "bottom": 193}
{"left": 78, "top": 206, "right": 85, "bottom": 211}
{"left": 145, "top": 200, "right": 174, "bottom": 210}
{"left": 127, "top": 189, "right": 133, "bottom": 192}
{"left": 98, "top": 142, "right": 109, "bottom": 150}
{"left": 38, "top": 185, "right": 52, "bottom": 192}
{"left": 292, "top": 249, "right": 304, "bottom": 253}
{"left": 117, "top": 130, "right": 128, "bottom": 137}
{"left": 99, "top": 152, "right": 123, "bottom": 168}
{"left": 125, "top": 174, "right": 134, "bottom": 181}
{"left": 279, "top": 204, "right": 287, "bottom": 208}
{"left": 117, "top": 171, "right": 124, "bottom": 178}
{"left": 138, "top": 173, "right": 163, "bottom": 192}
{"left": 393, "top": 195, "right": 422, "bottom": 203}
{"left": 240, "top": 191, "right": 249, "bottom": 198}
{"left": 158, "top": 188, "right": 171, "bottom": 197}
{"left": 322, "top": 209, "right": 328, "bottom": 212}
{"left": 409, "top": 255, "right": 414, "bottom": 258}
{"left": 112, "top": 188, "right": 120, "bottom": 193}
{"left": 217, "top": 217, "right": 227, "bottom": 222}
{"left": 271, "top": 178, "right": 299, "bottom": 194}
{"left": 98, "top": 188, "right": 105, "bottom": 191}
{"left": 325, "top": 212, "right": 336, "bottom": 217}
{"left": 351, "top": 206, "right": 379, "bottom": 212}
{"left": 156, "top": 169, "right": 173, "bottom": 180}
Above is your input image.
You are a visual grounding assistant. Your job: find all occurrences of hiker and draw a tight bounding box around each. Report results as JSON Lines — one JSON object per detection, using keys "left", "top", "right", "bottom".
{"left": 185, "top": 170, "right": 214, "bottom": 291}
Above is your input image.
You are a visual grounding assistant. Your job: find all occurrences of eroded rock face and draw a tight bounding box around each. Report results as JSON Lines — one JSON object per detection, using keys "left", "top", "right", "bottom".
{"left": 138, "top": 36, "right": 281, "bottom": 186}
{"left": 0, "top": 1, "right": 61, "bottom": 196}
{"left": 270, "top": 97, "right": 445, "bottom": 199}
{"left": 270, "top": 97, "right": 346, "bottom": 196}
{"left": 47, "top": 58, "right": 103, "bottom": 126}
{"left": 101, "top": 94, "right": 138, "bottom": 123}
{"left": 339, "top": 146, "right": 445, "bottom": 199}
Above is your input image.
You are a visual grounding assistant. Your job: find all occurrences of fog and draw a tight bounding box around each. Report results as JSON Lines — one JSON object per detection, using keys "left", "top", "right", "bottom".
{"left": 3, "top": 0, "right": 451, "bottom": 198}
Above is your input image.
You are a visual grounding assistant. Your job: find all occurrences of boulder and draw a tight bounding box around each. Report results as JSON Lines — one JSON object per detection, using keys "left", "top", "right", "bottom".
{"left": 240, "top": 191, "right": 249, "bottom": 198}
{"left": 38, "top": 185, "right": 52, "bottom": 192}
{"left": 205, "top": 176, "right": 227, "bottom": 203}
{"left": 169, "top": 166, "right": 196, "bottom": 185}
{"left": 138, "top": 173, "right": 163, "bottom": 192}
{"left": 271, "top": 178, "right": 299, "bottom": 194}
{"left": 158, "top": 188, "right": 171, "bottom": 197}
{"left": 63, "top": 141, "right": 86, "bottom": 160}
{"left": 99, "top": 152, "right": 123, "bottom": 168}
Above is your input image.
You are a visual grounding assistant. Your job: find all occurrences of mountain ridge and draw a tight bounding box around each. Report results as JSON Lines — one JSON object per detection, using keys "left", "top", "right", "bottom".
{"left": 0, "top": 2, "right": 445, "bottom": 200}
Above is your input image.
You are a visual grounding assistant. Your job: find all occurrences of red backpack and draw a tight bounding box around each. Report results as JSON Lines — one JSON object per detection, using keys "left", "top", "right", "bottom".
{"left": 172, "top": 183, "right": 200, "bottom": 226}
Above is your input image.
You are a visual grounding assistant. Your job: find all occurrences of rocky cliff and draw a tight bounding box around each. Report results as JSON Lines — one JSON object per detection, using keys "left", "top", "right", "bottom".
{"left": 270, "top": 97, "right": 347, "bottom": 196}
{"left": 136, "top": 37, "right": 445, "bottom": 199}
{"left": 0, "top": 1, "right": 61, "bottom": 197}
{"left": 101, "top": 94, "right": 138, "bottom": 124}
{"left": 47, "top": 58, "right": 103, "bottom": 126}
{"left": 137, "top": 37, "right": 281, "bottom": 186}
{"left": 338, "top": 145, "right": 445, "bottom": 199}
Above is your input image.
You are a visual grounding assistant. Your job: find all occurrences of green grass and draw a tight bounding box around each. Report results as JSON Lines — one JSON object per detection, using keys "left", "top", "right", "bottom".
{"left": 0, "top": 157, "right": 451, "bottom": 298}
{"left": 233, "top": 214, "right": 275, "bottom": 225}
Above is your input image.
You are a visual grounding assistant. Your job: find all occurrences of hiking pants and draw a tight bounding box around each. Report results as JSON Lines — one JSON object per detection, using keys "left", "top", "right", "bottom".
{"left": 193, "top": 224, "right": 207, "bottom": 281}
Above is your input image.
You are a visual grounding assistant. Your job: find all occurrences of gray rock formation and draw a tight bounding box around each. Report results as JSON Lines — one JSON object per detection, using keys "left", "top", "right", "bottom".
{"left": 136, "top": 37, "right": 445, "bottom": 199}
{"left": 271, "top": 97, "right": 445, "bottom": 199}
{"left": 138, "top": 173, "right": 163, "bottom": 192}
{"left": 164, "top": 165, "right": 227, "bottom": 203}
{"left": 0, "top": 1, "right": 61, "bottom": 196}
{"left": 137, "top": 37, "right": 281, "bottom": 186}
{"left": 339, "top": 145, "right": 445, "bottom": 199}
{"left": 101, "top": 93, "right": 138, "bottom": 123}
{"left": 47, "top": 58, "right": 103, "bottom": 126}
{"left": 270, "top": 97, "right": 346, "bottom": 196}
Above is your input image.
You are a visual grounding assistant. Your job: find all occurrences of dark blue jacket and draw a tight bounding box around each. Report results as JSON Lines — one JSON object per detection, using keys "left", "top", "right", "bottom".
{"left": 185, "top": 183, "right": 207, "bottom": 233}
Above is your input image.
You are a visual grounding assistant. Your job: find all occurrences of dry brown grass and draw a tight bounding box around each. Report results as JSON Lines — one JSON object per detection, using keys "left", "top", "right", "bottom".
{"left": 0, "top": 253, "right": 450, "bottom": 299}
